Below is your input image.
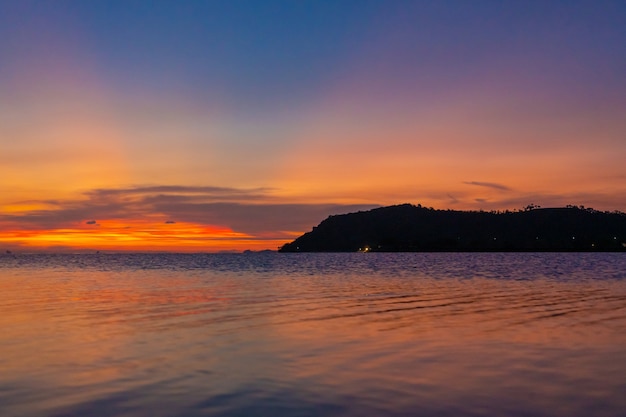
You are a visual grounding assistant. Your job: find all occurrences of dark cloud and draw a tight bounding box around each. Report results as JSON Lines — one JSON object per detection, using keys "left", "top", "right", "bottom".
{"left": 463, "top": 181, "right": 512, "bottom": 191}
{"left": 150, "top": 202, "right": 379, "bottom": 235}
{"left": 0, "top": 185, "right": 378, "bottom": 237}
{"left": 84, "top": 185, "right": 273, "bottom": 201}
{"left": 6, "top": 185, "right": 621, "bottom": 240}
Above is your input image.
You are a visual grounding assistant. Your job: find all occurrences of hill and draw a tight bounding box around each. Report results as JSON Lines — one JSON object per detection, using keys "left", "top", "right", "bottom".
{"left": 278, "top": 204, "right": 626, "bottom": 252}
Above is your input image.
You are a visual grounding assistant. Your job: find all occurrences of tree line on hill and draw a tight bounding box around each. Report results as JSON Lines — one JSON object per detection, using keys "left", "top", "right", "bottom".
{"left": 279, "top": 204, "right": 626, "bottom": 252}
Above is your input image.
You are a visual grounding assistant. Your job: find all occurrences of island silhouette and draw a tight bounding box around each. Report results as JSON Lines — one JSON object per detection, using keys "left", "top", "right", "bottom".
{"left": 279, "top": 204, "right": 626, "bottom": 252}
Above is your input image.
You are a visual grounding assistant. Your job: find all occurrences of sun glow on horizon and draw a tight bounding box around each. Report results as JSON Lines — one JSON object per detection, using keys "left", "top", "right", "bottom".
{"left": 0, "top": 218, "right": 291, "bottom": 252}
{"left": 1, "top": 2, "right": 625, "bottom": 251}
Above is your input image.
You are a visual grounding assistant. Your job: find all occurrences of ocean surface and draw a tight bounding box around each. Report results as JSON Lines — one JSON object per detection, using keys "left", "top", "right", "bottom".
{"left": 1, "top": 252, "right": 625, "bottom": 417}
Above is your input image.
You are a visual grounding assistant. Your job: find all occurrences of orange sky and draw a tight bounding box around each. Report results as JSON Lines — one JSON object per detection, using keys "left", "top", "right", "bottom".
{"left": 1, "top": 2, "right": 625, "bottom": 252}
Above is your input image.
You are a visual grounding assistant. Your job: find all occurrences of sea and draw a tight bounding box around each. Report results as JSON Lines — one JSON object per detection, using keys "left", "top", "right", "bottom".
{"left": 1, "top": 252, "right": 625, "bottom": 417}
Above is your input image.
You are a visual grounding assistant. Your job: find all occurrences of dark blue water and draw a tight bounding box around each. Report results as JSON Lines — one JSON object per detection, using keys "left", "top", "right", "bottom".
{"left": 1, "top": 252, "right": 625, "bottom": 417}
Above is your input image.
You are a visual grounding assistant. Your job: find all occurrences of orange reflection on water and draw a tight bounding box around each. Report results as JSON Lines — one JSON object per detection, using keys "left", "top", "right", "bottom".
{"left": 0, "top": 267, "right": 237, "bottom": 415}
{"left": 2, "top": 261, "right": 626, "bottom": 417}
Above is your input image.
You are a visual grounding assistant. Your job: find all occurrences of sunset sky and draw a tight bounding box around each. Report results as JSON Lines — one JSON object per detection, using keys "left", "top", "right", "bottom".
{"left": 1, "top": 0, "right": 625, "bottom": 252}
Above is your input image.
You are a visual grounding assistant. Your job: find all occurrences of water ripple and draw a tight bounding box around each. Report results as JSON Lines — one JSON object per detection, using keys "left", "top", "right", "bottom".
{"left": 1, "top": 253, "right": 626, "bottom": 417}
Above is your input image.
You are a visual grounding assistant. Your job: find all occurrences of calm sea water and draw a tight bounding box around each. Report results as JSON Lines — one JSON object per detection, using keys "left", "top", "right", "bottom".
{"left": 1, "top": 252, "right": 625, "bottom": 417}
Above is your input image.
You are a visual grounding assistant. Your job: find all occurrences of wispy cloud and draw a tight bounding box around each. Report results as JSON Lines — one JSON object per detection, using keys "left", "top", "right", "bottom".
{"left": 446, "top": 194, "right": 459, "bottom": 204}
{"left": 82, "top": 186, "right": 275, "bottom": 208}
{"left": 463, "top": 181, "right": 512, "bottom": 191}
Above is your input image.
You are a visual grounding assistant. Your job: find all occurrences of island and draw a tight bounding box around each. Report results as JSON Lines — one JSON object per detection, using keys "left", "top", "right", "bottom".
{"left": 279, "top": 204, "right": 626, "bottom": 252}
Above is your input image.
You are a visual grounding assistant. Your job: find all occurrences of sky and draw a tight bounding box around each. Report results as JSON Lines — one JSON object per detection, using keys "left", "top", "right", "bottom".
{"left": 1, "top": 0, "right": 625, "bottom": 252}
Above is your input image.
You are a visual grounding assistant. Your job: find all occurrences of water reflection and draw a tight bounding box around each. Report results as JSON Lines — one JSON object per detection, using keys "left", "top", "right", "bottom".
{"left": 0, "top": 253, "right": 625, "bottom": 416}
